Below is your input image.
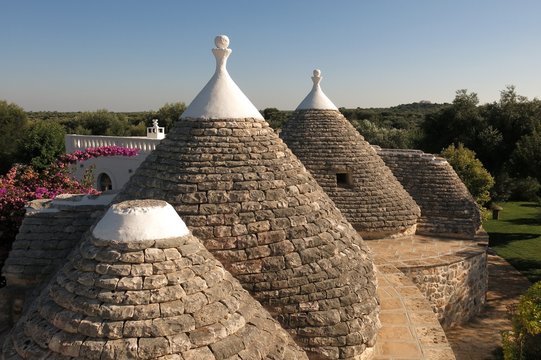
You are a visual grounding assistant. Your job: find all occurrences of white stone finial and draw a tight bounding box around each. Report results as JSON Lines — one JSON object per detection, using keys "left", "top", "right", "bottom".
{"left": 296, "top": 68, "right": 338, "bottom": 110}
{"left": 181, "top": 35, "right": 264, "bottom": 120}
{"left": 215, "top": 35, "right": 230, "bottom": 49}
{"left": 312, "top": 69, "right": 322, "bottom": 87}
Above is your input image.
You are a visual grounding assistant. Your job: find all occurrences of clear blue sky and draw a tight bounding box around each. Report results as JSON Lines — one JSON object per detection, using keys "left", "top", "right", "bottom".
{"left": 1, "top": 0, "right": 540, "bottom": 111}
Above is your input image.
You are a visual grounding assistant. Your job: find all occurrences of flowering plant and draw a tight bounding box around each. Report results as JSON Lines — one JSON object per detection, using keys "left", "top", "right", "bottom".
{"left": 0, "top": 146, "right": 139, "bottom": 251}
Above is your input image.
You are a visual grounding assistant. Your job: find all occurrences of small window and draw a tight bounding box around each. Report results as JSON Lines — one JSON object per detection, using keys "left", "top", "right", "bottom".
{"left": 336, "top": 172, "right": 353, "bottom": 187}
{"left": 97, "top": 173, "right": 113, "bottom": 191}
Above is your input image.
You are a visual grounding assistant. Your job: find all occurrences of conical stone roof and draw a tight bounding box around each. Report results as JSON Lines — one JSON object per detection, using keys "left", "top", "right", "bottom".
{"left": 2, "top": 200, "right": 308, "bottom": 360}
{"left": 115, "top": 36, "right": 379, "bottom": 359}
{"left": 376, "top": 148, "right": 481, "bottom": 238}
{"left": 280, "top": 70, "right": 420, "bottom": 239}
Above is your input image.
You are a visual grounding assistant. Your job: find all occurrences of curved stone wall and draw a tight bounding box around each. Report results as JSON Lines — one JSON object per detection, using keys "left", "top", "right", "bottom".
{"left": 398, "top": 248, "right": 487, "bottom": 329}
{"left": 367, "top": 235, "right": 488, "bottom": 329}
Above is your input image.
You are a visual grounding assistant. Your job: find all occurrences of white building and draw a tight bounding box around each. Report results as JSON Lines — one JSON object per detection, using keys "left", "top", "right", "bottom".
{"left": 65, "top": 120, "right": 165, "bottom": 191}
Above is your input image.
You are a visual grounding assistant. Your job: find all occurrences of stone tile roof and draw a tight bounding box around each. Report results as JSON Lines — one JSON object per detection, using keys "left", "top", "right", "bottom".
{"left": 280, "top": 108, "right": 420, "bottom": 239}
{"left": 114, "top": 37, "right": 379, "bottom": 359}
{"left": 376, "top": 148, "right": 481, "bottom": 239}
{"left": 2, "top": 200, "right": 307, "bottom": 359}
{"left": 2, "top": 194, "right": 114, "bottom": 289}
{"left": 116, "top": 115, "right": 380, "bottom": 358}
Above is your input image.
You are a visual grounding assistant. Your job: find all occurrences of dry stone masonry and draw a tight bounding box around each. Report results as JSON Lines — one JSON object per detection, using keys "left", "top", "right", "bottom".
{"left": 376, "top": 148, "right": 481, "bottom": 239}
{"left": 2, "top": 200, "right": 308, "bottom": 360}
{"left": 398, "top": 247, "right": 488, "bottom": 329}
{"left": 0, "top": 194, "right": 114, "bottom": 328}
{"left": 280, "top": 71, "right": 420, "bottom": 239}
{"left": 115, "top": 37, "right": 380, "bottom": 359}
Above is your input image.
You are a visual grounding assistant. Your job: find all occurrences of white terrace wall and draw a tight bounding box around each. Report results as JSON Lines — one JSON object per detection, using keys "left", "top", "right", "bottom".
{"left": 65, "top": 134, "right": 163, "bottom": 191}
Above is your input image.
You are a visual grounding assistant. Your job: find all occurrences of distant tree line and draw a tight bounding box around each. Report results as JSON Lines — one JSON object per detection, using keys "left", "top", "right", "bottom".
{"left": 0, "top": 101, "right": 185, "bottom": 174}
{"left": 2, "top": 85, "right": 540, "bottom": 203}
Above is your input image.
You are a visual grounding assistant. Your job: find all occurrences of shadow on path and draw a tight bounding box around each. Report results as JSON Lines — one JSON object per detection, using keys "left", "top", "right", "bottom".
{"left": 445, "top": 255, "right": 531, "bottom": 360}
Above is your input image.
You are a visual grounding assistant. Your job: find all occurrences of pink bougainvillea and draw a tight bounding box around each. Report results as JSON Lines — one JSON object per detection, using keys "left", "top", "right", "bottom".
{"left": 0, "top": 146, "right": 139, "bottom": 248}
{"left": 59, "top": 146, "right": 139, "bottom": 164}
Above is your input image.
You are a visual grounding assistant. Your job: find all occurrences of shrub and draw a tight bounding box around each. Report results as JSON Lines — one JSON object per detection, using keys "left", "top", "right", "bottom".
{"left": 493, "top": 174, "right": 541, "bottom": 202}
{"left": 16, "top": 120, "right": 66, "bottom": 171}
{"left": 441, "top": 143, "right": 495, "bottom": 206}
{"left": 509, "top": 177, "right": 541, "bottom": 202}
{"left": 0, "top": 146, "right": 139, "bottom": 255}
{"left": 502, "top": 281, "right": 541, "bottom": 359}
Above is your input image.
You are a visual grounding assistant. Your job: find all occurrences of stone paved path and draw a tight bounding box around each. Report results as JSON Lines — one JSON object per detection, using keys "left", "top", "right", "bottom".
{"left": 367, "top": 235, "right": 533, "bottom": 360}
{"left": 445, "top": 254, "right": 531, "bottom": 360}
{"left": 373, "top": 264, "right": 455, "bottom": 359}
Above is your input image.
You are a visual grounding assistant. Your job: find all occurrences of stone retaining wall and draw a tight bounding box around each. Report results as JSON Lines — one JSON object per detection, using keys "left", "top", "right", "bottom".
{"left": 398, "top": 248, "right": 488, "bottom": 329}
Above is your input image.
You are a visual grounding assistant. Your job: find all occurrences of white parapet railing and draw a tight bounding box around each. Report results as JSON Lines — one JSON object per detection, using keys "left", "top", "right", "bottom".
{"left": 65, "top": 134, "right": 163, "bottom": 154}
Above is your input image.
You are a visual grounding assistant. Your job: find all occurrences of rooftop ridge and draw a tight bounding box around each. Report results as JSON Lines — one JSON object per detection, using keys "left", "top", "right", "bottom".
{"left": 181, "top": 35, "right": 263, "bottom": 120}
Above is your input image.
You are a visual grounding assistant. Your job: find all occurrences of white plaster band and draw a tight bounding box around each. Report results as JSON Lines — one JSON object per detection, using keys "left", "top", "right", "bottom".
{"left": 93, "top": 200, "right": 189, "bottom": 241}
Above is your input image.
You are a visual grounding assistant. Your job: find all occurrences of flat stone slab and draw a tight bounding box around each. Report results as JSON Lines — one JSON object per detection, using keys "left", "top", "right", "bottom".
{"left": 367, "top": 235, "right": 486, "bottom": 268}
{"left": 373, "top": 264, "right": 455, "bottom": 360}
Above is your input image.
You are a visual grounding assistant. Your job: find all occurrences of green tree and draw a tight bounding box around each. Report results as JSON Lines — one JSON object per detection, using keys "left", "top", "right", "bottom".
{"left": 422, "top": 90, "right": 484, "bottom": 153}
{"left": 76, "top": 110, "right": 120, "bottom": 135}
{"left": 104, "top": 114, "right": 131, "bottom": 136}
{"left": 441, "top": 143, "right": 495, "bottom": 206}
{"left": 510, "top": 131, "right": 541, "bottom": 182}
{"left": 16, "top": 121, "right": 66, "bottom": 170}
{"left": 0, "top": 100, "right": 28, "bottom": 174}
{"left": 353, "top": 119, "right": 418, "bottom": 149}
{"left": 484, "top": 86, "right": 541, "bottom": 175}
{"left": 263, "top": 108, "right": 289, "bottom": 129}
{"left": 155, "top": 102, "right": 186, "bottom": 131}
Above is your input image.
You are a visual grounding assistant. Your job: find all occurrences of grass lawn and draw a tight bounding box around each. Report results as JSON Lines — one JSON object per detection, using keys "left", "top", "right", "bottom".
{"left": 484, "top": 201, "right": 541, "bottom": 283}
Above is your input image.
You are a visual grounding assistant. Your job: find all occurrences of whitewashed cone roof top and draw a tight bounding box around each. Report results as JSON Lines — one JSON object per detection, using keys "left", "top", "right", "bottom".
{"left": 296, "top": 69, "right": 338, "bottom": 110}
{"left": 181, "top": 35, "right": 263, "bottom": 120}
{"left": 92, "top": 201, "right": 189, "bottom": 241}
{"left": 280, "top": 70, "right": 420, "bottom": 238}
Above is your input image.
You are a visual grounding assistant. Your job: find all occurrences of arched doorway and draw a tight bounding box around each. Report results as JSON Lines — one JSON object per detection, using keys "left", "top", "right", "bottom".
{"left": 97, "top": 173, "right": 113, "bottom": 191}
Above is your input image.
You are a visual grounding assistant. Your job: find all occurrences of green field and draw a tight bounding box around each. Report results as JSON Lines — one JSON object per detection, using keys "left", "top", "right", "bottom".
{"left": 484, "top": 202, "right": 541, "bottom": 283}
